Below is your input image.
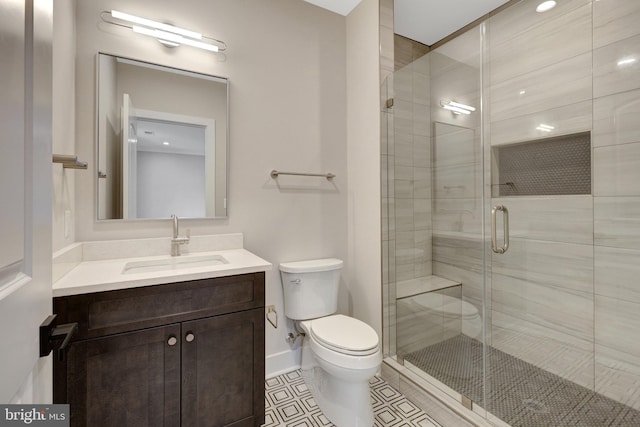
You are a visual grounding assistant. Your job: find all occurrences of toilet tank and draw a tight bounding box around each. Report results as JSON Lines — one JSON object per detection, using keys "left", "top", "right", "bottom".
{"left": 279, "top": 258, "right": 343, "bottom": 320}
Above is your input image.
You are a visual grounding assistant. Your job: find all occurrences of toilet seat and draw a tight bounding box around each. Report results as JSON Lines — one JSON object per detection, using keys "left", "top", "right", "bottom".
{"left": 308, "top": 314, "right": 379, "bottom": 356}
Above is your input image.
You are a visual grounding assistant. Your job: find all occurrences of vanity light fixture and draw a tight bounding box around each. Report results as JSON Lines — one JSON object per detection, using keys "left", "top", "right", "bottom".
{"left": 441, "top": 100, "right": 475, "bottom": 115}
{"left": 111, "top": 10, "right": 202, "bottom": 39}
{"left": 101, "top": 10, "right": 226, "bottom": 53}
{"left": 536, "top": 1, "right": 557, "bottom": 13}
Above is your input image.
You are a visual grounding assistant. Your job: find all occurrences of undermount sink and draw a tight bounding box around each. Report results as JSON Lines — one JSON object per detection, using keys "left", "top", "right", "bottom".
{"left": 122, "top": 254, "right": 228, "bottom": 275}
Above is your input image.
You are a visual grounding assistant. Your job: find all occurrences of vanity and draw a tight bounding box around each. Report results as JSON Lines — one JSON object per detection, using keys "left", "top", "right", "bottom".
{"left": 55, "top": 4, "right": 262, "bottom": 423}
{"left": 51, "top": 234, "right": 271, "bottom": 427}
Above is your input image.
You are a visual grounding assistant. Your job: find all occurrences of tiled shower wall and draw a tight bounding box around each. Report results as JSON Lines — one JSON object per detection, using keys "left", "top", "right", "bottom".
{"left": 393, "top": 57, "right": 432, "bottom": 283}
{"left": 380, "top": 0, "right": 433, "bottom": 360}
{"left": 429, "top": 29, "right": 484, "bottom": 314}
{"left": 382, "top": 0, "right": 640, "bottom": 414}
{"left": 379, "top": 0, "right": 394, "bottom": 358}
{"left": 487, "top": 0, "right": 596, "bottom": 391}
{"left": 591, "top": 0, "right": 640, "bottom": 409}
{"left": 394, "top": 34, "right": 430, "bottom": 71}
{"left": 489, "top": 0, "right": 640, "bottom": 410}
{"left": 381, "top": 25, "right": 434, "bottom": 359}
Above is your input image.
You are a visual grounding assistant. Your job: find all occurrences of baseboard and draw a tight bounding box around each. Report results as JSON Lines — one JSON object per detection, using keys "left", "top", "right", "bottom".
{"left": 265, "top": 348, "right": 301, "bottom": 379}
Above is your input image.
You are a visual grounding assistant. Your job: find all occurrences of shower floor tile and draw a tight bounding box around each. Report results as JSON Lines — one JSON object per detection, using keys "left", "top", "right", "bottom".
{"left": 263, "top": 369, "right": 442, "bottom": 427}
{"left": 404, "top": 334, "right": 640, "bottom": 427}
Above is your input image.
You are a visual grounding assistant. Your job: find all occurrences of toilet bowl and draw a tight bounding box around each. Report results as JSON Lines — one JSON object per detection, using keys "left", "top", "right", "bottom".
{"left": 299, "top": 314, "right": 381, "bottom": 426}
{"left": 280, "top": 259, "right": 382, "bottom": 427}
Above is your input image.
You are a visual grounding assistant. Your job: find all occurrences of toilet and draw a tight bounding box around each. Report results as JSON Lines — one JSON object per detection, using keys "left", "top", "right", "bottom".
{"left": 280, "top": 258, "right": 382, "bottom": 427}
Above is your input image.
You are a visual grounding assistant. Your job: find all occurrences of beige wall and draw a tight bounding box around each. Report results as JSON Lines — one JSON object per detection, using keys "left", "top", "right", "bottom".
{"left": 52, "top": 0, "right": 76, "bottom": 252}
{"left": 52, "top": 0, "right": 381, "bottom": 375}
{"left": 346, "top": 0, "right": 382, "bottom": 339}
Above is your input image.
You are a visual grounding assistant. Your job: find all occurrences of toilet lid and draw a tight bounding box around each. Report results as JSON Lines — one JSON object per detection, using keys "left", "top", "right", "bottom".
{"left": 310, "top": 314, "right": 379, "bottom": 356}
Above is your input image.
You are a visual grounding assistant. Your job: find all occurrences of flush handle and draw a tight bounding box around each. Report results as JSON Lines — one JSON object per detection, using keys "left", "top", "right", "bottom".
{"left": 266, "top": 305, "right": 278, "bottom": 329}
{"left": 290, "top": 279, "right": 301, "bottom": 284}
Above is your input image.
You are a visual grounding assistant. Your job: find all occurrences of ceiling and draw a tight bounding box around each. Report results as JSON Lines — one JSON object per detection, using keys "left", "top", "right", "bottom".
{"left": 394, "top": 0, "right": 511, "bottom": 46}
{"left": 303, "top": 0, "right": 362, "bottom": 16}
{"left": 136, "top": 119, "right": 206, "bottom": 156}
{"left": 305, "top": 0, "right": 511, "bottom": 46}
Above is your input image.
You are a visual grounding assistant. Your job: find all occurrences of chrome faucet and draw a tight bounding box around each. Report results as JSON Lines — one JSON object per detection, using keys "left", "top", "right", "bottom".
{"left": 170, "top": 214, "right": 190, "bottom": 256}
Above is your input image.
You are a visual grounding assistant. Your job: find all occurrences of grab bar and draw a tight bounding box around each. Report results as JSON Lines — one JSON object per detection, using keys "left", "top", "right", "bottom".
{"left": 491, "top": 205, "right": 509, "bottom": 254}
{"left": 270, "top": 170, "right": 335, "bottom": 180}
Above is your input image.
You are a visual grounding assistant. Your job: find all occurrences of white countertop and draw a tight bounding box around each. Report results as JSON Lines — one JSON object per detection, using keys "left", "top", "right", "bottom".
{"left": 52, "top": 235, "right": 272, "bottom": 297}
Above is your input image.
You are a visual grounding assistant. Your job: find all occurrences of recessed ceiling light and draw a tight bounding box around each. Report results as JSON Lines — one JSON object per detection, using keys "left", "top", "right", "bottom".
{"left": 519, "top": 90, "right": 526, "bottom": 95}
{"left": 163, "top": 141, "right": 170, "bottom": 146}
{"left": 536, "top": 1, "right": 557, "bottom": 13}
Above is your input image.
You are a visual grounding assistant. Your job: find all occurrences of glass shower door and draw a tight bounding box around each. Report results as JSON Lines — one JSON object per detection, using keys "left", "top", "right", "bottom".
{"left": 483, "top": 0, "right": 597, "bottom": 424}
{"left": 384, "top": 24, "right": 489, "bottom": 416}
{"left": 485, "top": 162, "right": 596, "bottom": 426}
{"left": 384, "top": 0, "right": 640, "bottom": 425}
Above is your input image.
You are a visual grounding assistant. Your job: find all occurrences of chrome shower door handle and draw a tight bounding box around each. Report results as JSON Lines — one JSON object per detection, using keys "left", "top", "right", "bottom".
{"left": 491, "top": 205, "right": 510, "bottom": 254}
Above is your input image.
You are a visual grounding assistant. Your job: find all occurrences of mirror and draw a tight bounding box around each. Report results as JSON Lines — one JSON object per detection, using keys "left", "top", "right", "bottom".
{"left": 96, "top": 53, "right": 228, "bottom": 220}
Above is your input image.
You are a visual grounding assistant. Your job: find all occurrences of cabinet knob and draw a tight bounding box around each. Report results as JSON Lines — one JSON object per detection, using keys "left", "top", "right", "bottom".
{"left": 185, "top": 332, "right": 195, "bottom": 343}
{"left": 167, "top": 336, "right": 177, "bottom": 346}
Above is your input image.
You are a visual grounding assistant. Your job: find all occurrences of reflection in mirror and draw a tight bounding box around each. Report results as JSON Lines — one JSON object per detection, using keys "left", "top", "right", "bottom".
{"left": 96, "top": 53, "right": 228, "bottom": 220}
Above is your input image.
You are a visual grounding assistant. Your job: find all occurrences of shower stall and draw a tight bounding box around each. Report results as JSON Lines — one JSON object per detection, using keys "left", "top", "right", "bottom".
{"left": 381, "top": 0, "right": 640, "bottom": 425}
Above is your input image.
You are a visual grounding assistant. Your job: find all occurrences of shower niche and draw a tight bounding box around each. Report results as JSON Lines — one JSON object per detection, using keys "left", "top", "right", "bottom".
{"left": 492, "top": 132, "right": 591, "bottom": 197}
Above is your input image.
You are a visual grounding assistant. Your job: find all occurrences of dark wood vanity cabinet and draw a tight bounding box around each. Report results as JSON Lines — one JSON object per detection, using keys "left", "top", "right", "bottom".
{"left": 53, "top": 272, "right": 265, "bottom": 427}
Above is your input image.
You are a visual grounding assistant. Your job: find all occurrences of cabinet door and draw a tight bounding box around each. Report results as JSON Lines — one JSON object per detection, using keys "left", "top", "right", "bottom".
{"left": 182, "top": 309, "right": 265, "bottom": 427}
{"left": 63, "top": 324, "right": 181, "bottom": 427}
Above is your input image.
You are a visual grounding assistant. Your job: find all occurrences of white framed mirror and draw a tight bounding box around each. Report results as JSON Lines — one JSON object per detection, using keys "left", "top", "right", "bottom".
{"left": 96, "top": 53, "right": 228, "bottom": 220}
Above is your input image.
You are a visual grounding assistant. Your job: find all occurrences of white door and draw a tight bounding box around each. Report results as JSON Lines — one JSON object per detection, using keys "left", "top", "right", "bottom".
{"left": 122, "top": 93, "right": 138, "bottom": 219}
{"left": 0, "top": 0, "right": 53, "bottom": 402}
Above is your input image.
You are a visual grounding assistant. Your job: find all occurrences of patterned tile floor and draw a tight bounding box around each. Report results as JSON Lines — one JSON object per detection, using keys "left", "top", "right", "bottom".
{"left": 405, "top": 334, "right": 640, "bottom": 427}
{"left": 263, "top": 370, "right": 442, "bottom": 427}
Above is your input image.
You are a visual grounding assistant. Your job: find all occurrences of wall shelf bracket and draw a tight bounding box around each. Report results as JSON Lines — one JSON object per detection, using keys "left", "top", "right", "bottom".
{"left": 53, "top": 154, "right": 88, "bottom": 170}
